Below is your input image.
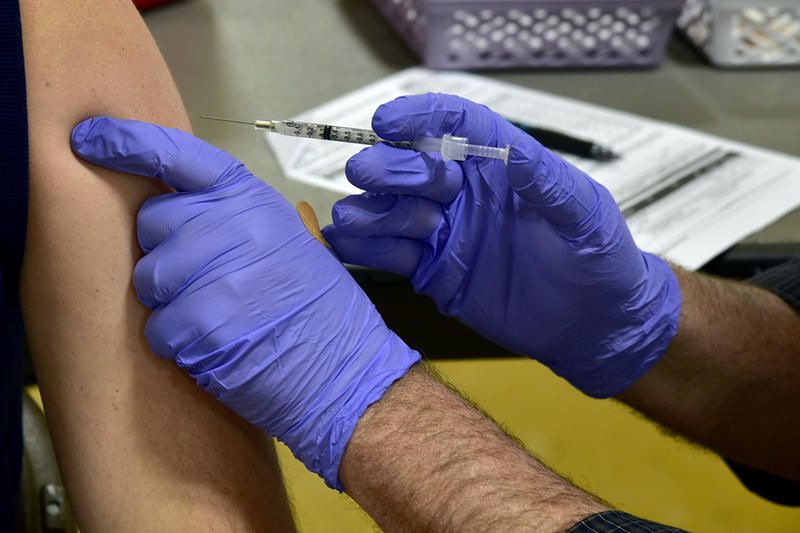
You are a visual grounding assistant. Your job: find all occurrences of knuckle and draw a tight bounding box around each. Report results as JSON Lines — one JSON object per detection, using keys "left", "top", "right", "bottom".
{"left": 217, "top": 160, "right": 248, "bottom": 186}
{"left": 156, "top": 148, "right": 177, "bottom": 182}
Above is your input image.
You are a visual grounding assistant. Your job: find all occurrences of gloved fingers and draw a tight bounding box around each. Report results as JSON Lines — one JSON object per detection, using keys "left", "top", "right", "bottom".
{"left": 135, "top": 192, "right": 209, "bottom": 253}
{"left": 71, "top": 116, "right": 247, "bottom": 192}
{"left": 144, "top": 308, "right": 175, "bottom": 361}
{"left": 345, "top": 143, "right": 463, "bottom": 204}
{"left": 133, "top": 247, "right": 186, "bottom": 310}
{"left": 507, "top": 144, "right": 603, "bottom": 232}
{"left": 372, "top": 94, "right": 598, "bottom": 223}
{"left": 370, "top": 94, "right": 605, "bottom": 232}
{"left": 143, "top": 306, "right": 174, "bottom": 360}
{"left": 143, "top": 304, "right": 191, "bottom": 362}
{"left": 332, "top": 194, "right": 443, "bottom": 240}
{"left": 143, "top": 286, "right": 238, "bottom": 365}
{"left": 370, "top": 93, "right": 605, "bottom": 232}
{"left": 321, "top": 226, "right": 422, "bottom": 278}
{"left": 133, "top": 222, "right": 223, "bottom": 309}
{"left": 372, "top": 93, "right": 518, "bottom": 147}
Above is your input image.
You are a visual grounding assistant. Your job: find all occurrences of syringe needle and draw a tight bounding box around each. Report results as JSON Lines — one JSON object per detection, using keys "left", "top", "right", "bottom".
{"left": 199, "top": 115, "right": 257, "bottom": 127}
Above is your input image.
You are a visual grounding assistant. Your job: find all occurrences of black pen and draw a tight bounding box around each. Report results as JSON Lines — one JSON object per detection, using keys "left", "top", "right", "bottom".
{"left": 507, "top": 120, "right": 619, "bottom": 162}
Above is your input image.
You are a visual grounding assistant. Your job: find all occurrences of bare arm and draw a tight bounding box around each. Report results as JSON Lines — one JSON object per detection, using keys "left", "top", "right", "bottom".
{"left": 20, "top": 0, "right": 293, "bottom": 529}
{"left": 619, "top": 267, "right": 800, "bottom": 481}
{"left": 340, "top": 364, "right": 608, "bottom": 532}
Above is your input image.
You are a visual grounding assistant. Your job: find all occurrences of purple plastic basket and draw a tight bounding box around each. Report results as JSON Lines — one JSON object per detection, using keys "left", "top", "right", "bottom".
{"left": 371, "top": 0, "right": 686, "bottom": 69}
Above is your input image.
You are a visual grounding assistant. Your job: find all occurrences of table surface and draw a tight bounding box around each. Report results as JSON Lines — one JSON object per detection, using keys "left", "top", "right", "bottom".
{"left": 144, "top": 0, "right": 800, "bottom": 243}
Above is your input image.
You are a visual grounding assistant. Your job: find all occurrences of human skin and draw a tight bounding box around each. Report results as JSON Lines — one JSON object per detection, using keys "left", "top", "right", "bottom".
{"left": 337, "top": 261, "right": 800, "bottom": 532}
{"left": 19, "top": 0, "right": 294, "bottom": 530}
{"left": 340, "top": 364, "right": 609, "bottom": 532}
{"left": 620, "top": 267, "right": 800, "bottom": 481}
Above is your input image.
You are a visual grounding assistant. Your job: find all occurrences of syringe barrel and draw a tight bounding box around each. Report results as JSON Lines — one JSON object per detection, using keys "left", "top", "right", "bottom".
{"left": 437, "top": 135, "right": 510, "bottom": 164}
{"left": 440, "top": 135, "right": 470, "bottom": 162}
{"left": 412, "top": 136, "right": 444, "bottom": 155}
{"left": 274, "top": 120, "right": 383, "bottom": 145}
{"left": 465, "top": 143, "right": 510, "bottom": 165}
{"left": 413, "top": 135, "right": 470, "bottom": 161}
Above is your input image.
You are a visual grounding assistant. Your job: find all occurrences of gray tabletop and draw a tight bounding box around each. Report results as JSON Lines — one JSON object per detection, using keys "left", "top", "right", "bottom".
{"left": 145, "top": 0, "right": 800, "bottom": 242}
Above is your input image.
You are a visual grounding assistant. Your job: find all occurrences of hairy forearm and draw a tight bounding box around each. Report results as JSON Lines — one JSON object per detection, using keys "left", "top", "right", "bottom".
{"left": 620, "top": 267, "right": 800, "bottom": 479}
{"left": 340, "top": 364, "right": 608, "bottom": 532}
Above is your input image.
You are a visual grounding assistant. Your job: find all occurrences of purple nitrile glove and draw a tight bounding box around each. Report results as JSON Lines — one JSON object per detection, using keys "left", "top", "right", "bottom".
{"left": 70, "top": 117, "right": 420, "bottom": 489}
{"left": 322, "top": 93, "right": 681, "bottom": 398}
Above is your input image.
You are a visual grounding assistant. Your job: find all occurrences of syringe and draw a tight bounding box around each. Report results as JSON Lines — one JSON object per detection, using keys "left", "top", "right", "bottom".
{"left": 200, "top": 115, "right": 510, "bottom": 165}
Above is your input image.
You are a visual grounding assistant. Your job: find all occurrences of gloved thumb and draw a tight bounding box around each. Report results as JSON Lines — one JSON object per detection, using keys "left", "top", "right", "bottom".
{"left": 372, "top": 93, "right": 509, "bottom": 147}
{"left": 507, "top": 136, "right": 601, "bottom": 233}
{"left": 71, "top": 117, "right": 246, "bottom": 192}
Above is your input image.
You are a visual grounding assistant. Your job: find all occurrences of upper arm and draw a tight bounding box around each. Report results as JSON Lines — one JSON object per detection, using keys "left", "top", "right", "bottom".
{"left": 19, "top": 1, "right": 293, "bottom": 529}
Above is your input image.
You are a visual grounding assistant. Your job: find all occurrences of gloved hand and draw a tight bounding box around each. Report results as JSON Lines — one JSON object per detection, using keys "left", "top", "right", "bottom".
{"left": 70, "top": 117, "right": 420, "bottom": 489}
{"left": 322, "top": 93, "right": 681, "bottom": 398}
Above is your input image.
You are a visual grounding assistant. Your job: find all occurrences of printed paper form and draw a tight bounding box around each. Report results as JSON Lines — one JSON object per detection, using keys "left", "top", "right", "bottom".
{"left": 266, "top": 68, "right": 800, "bottom": 270}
